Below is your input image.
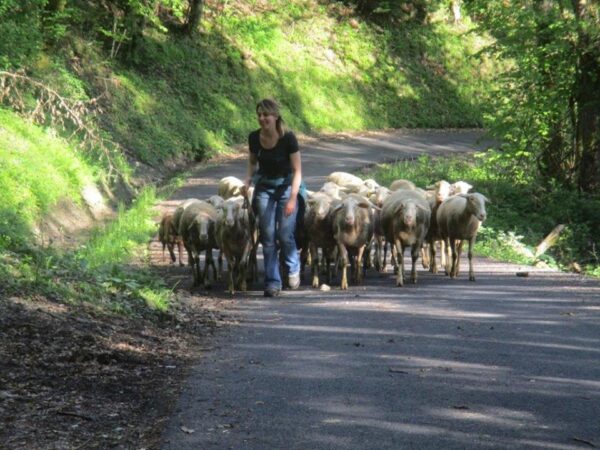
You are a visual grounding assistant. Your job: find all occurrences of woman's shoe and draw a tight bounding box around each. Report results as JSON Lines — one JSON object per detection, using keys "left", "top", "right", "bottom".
{"left": 264, "top": 288, "right": 280, "bottom": 297}
{"left": 288, "top": 272, "right": 300, "bottom": 290}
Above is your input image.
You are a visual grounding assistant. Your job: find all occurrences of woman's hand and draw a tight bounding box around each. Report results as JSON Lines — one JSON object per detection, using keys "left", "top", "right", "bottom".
{"left": 241, "top": 179, "right": 252, "bottom": 198}
{"left": 284, "top": 196, "right": 297, "bottom": 217}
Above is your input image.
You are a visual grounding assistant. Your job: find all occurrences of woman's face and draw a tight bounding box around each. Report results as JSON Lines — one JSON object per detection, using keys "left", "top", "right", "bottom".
{"left": 257, "top": 108, "right": 277, "bottom": 130}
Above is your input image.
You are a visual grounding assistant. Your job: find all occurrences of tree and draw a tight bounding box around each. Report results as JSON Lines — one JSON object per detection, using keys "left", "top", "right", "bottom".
{"left": 183, "top": 0, "right": 203, "bottom": 35}
{"left": 465, "top": 0, "right": 600, "bottom": 193}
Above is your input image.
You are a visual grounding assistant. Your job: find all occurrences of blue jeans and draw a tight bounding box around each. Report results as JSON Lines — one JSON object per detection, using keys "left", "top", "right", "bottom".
{"left": 254, "top": 185, "right": 299, "bottom": 290}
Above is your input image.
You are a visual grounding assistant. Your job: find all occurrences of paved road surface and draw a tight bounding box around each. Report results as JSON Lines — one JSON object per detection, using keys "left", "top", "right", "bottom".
{"left": 159, "top": 130, "right": 600, "bottom": 449}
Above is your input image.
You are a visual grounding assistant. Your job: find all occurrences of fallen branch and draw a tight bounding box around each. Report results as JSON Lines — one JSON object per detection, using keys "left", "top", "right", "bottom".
{"left": 534, "top": 224, "right": 565, "bottom": 258}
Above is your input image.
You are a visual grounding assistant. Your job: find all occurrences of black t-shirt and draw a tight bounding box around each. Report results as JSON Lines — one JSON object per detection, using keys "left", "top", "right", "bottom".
{"left": 248, "top": 130, "right": 299, "bottom": 178}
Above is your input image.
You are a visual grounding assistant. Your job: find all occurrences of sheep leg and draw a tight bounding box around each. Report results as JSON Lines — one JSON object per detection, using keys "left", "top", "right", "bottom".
{"left": 356, "top": 245, "right": 366, "bottom": 284}
{"left": 421, "top": 243, "right": 430, "bottom": 269}
{"left": 449, "top": 238, "right": 459, "bottom": 279}
{"left": 374, "top": 236, "right": 382, "bottom": 272}
{"left": 176, "top": 239, "right": 185, "bottom": 266}
{"left": 429, "top": 239, "right": 437, "bottom": 274}
{"left": 390, "top": 242, "right": 398, "bottom": 275}
{"left": 192, "top": 252, "right": 201, "bottom": 286}
{"left": 203, "top": 249, "right": 213, "bottom": 289}
{"left": 208, "top": 248, "right": 218, "bottom": 283}
{"left": 217, "top": 250, "right": 223, "bottom": 281}
{"left": 167, "top": 242, "right": 177, "bottom": 264}
{"left": 338, "top": 243, "right": 349, "bottom": 290}
{"left": 468, "top": 237, "right": 476, "bottom": 281}
{"left": 240, "top": 241, "right": 253, "bottom": 291}
{"left": 226, "top": 255, "right": 235, "bottom": 295}
{"left": 394, "top": 239, "right": 404, "bottom": 287}
{"left": 411, "top": 243, "right": 420, "bottom": 284}
{"left": 444, "top": 238, "right": 452, "bottom": 276}
{"left": 455, "top": 240, "right": 464, "bottom": 277}
{"left": 310, "top": 243, "right": 320, "bottom": 288}
{"left": 455, "top": 239, "right": 463, "bottom": 276}
{"left": 439, "top": 239, "right": 446, "bottom": 273}
{"left": 382, "top": 240, "right": 388, "bottom": 272}
{"left": 364, "top": 242, "right": 373, "bottom": 270}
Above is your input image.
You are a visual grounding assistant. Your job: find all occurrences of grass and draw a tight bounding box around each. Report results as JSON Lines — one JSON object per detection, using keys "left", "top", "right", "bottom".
{"left": 368, "top": 152, "right": 600, "bottom": 276}
{"left": 0, "top": 185, "right": 173, "bottom": 315}
{"left": 26, "top": 1, "right": 497, "bottom": 166}
{"left": 0, "top": 108, "right": 175, "bottom": 314}
{"left": 0, "top": 108, "right": 97, "bottom": 249}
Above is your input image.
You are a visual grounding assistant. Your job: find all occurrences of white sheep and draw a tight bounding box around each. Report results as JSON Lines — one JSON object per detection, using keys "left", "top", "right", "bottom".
{"left": 331, "top": 194, "right": 377, "bottom": 289}
{"left": 304, "top": 192, "right": 339, "bottom": 288}
{"left": 436, "top": 192, "right": 489, "bottom": 281}
{"left": 389, "top": 179, "right": 417, "bottom": 191}
{"left": 327, "top": 171, "right": 364, "bottom": 193}
{"left": 215, "top": 196, "right": 255, "bottom": 294}
{"left": 319, "top": 181, "right": 345, "bottom": 200}
{"left": 172, "top": 198, "right": 199, "bottom": 266}
{"left": 368, "top": 186, "right": 391, "bottom": 272}
{"left": 381, "top": 189, "right": 431, "bottom": 286}
{"left": 206, "top": 194, "right": 225, "bottom": 209}
{"left": 422, "top": 180, "right": 452, "bottom": 272}
{"left": 218, "top": 176, "right": 245, "bottom": 199}
{"left": 449, "top": 181, "right": 473, "bottom": 196}
{"left": 178, "top": 200, "right": 219, "bottom": 288}
{"left": 157, "top": 212, "right": 184, "bottom": 266}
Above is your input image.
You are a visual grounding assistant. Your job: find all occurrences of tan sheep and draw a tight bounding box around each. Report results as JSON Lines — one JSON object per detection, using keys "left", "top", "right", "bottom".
{"left": 304, "top": 192, "right": 339, "bottom": 288}
{"left": 158, "top": 213, "right": 184, "bottom": 266}
{"left": 215, "top": 196, "right": 255, "bottom": 294}
{"left": 381, "top": 189, "right": 431, "bottom": 286}
{"left": 331, "top": 194, "right": 376, "bottom": 289}
{"left": 389, "top": 179, "right": 417, "bottom": 192}
{"left": 178, "top": 200, "right": 219, "bottom": 288}
{"left": 436, "top": 192, "right": 489, "bottom": 281}
{"left": 218, "top": 176, "right": 245, "bottom": 199}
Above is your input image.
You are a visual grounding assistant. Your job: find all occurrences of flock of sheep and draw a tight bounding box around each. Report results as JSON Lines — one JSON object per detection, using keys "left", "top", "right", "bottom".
{"left": 158, "top": 172, "right": 489, "bottom": 294}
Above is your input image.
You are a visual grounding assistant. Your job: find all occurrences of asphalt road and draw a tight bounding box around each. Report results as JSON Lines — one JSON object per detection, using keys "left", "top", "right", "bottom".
{"left": 159, "top": 129, "right": 600, "bottom": 450}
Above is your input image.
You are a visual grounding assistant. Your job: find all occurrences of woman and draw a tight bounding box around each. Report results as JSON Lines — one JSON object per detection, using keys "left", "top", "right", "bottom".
{"left": 244, "top": 98, "right": 304, "bottom": 297}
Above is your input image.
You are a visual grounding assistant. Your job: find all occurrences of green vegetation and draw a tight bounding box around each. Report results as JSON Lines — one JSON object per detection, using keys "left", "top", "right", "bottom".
{"left": 2, "top": 1, "right": 494, "bottom": 166}
{"left": 0, "top": 110, "right": 173, "bottom": 314}
{"left": 0, "top": 184, "right": 173, "bottom": 315}
{"left": 0, "top": 108, "right": 97, "bottom": 249}
{"left": 370, "top": 152, "right": 600, "bottom": 274}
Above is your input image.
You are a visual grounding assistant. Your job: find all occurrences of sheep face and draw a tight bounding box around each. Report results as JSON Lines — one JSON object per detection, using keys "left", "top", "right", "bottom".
{"left": 370, "top": 186, "right": 391, "bottom": 208}
{"left": 451, "top": 181, "right": 473, "bottom": 196}
{"left": 308, "top": 195, "right": 333, "bottom": 221}
{"left": 221, "top": 197, "right": 245, "bottom": 228}
{"left": 465, "top": 193, "right": 488, "bottom": 222}
{"left": 334, "top": 196, "right": 371, "bottom": 227}
{"left": 435, "top": 180, "right": 451, "bottom": 203}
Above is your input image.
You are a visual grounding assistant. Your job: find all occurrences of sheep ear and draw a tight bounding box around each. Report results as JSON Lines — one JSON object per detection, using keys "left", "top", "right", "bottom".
{"left": 483, "top": 195, "right": 491, "bottom": 204}
{"left": 331, "top": 203, "right": 343, "bottom": 213}
{"left": 416, "top": 203, "right": 430, "bottom": 212}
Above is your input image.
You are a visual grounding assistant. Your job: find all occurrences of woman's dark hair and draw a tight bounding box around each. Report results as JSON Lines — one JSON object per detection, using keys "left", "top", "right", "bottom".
{"left": 256, "top": 98, "right": 285, "bottom": 137}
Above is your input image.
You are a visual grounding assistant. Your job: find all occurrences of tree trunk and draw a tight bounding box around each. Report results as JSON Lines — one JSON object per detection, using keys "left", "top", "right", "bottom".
{"left": 573, "top": 0, "right": 600, "bottom": 192}
{"left": 576, "top": 39, "right": 600, "bottom": 192}
{"left": 46, "top": 0, "right": 67, "bottom": 13}
{"left": 184, "top": 0, "right": 203, "bottom": 35}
